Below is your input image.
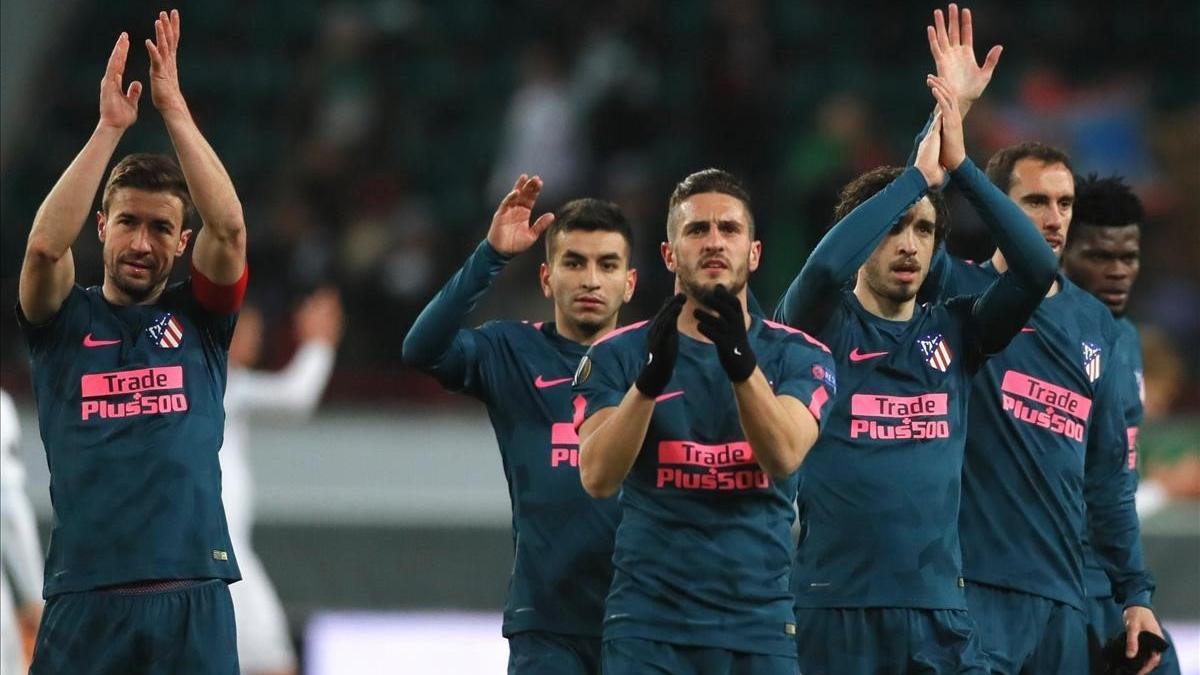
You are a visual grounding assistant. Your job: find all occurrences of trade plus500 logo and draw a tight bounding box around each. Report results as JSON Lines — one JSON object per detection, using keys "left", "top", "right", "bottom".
{"left": 80, "top": 366, "right": 189, "bottom": 420}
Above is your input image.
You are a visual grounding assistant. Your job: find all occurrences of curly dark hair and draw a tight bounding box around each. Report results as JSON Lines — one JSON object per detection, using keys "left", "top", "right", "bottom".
{"left": 833, "top": 166, "right": 948, "bottom": 246}
{"left": 1069, "top": 173, "right": 1144, "bottom": 232}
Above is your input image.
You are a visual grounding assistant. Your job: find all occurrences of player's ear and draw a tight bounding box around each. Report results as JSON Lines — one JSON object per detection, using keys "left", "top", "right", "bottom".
{"left": 623, "top": 267, "right": 637, "bottom": 303}
{"left": 660, "top": 241, "right": 676, "bottom": 272}
{"left": 749, "top": 240, "right": 762, "bottom": 273}
{"left": 539, "top": 261, "right": 552, "bottom": 299}
{"left": 96, "top": 211, "right": 107, "bottom": 242}
{"left": 175, "top": 228, "right": 193, "bottom": 257}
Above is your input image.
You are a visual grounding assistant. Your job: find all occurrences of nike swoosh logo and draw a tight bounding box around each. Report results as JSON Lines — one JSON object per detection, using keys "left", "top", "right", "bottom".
{"left": 83, "top": 334, "right": 121, "bottom": 348}
{"left": 655, "top": 390, "right": 684, "bottom": 403}
{"left": 848, "top": 348, "right": 888, "bottom": 362}
{"left": 1021, "top": 327, "right": 1036, "bottom": 333}
{"left": 533, "top": 376, "right": 573, "bottom": 389}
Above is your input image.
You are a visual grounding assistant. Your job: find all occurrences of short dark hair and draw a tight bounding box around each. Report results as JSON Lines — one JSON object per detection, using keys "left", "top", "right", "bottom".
{"left": 985, "top": 142, "right": 1073, "bottom": 194}
{"left": 833, "top": 166, "right": 948, "bottom": 246}
{"left": 1069, "top": 173, "right": 1144, "bottom": 233}
{"left": 544, "top": 198, "right": 634, "bottom": 260}
{"left": 101, "top": 153, "right": 194, "bottom": 223}
{"left": 667, "top": 168, "right": 753, "bottom": 239}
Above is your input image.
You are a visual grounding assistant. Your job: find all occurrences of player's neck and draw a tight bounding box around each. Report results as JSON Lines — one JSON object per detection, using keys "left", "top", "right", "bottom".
{"left": 555, "top": 311, "right": 617, "bottom": 346}
{"left": 853, "top": 284, "right": 915, "bottom": 322}
{"left": 677, "top": 292, "right": 751, "bottom": 342}
{"left": 102, "top": 277, "right": 166, "bottom": 307}
{"left": 990, "top": 250, "right": 1060, "bottom": 297}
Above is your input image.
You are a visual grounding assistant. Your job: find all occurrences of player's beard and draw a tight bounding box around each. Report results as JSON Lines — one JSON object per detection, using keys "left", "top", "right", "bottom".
{"left": 107, "top": 255, "right": 169, "bottom": 303}
{"left": 678, "top": 255, "right": 749, "bottom": 303}
{"left": 863, "top": 259, "right": 919, "bottom": 305}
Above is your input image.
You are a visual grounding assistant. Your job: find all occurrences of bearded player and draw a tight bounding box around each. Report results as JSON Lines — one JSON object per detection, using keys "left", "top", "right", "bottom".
{"left": 18, "top": 11, "right": 247, "bottom": 673}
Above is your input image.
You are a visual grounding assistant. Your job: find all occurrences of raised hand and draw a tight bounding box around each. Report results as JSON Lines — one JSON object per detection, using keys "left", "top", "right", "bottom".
{"left": 927, "top": 4, "right": 1002, "bottom": 114}
{"left": 295, "top": 288, "right": 345, "bottom": 346}
{"left": 635, "top": 294, "right": 686, "bottom": 398}
{"left": 927, "top": 76, "right": 967, "bottom": 171}
{"left": 486, "top": 174, "right": 556, "bottom": 256}
{"left": 145, "top": 9, "right": 188, "bottom": 115}
{"left": 913, "top": 113, "right": 946, "bottom": 189}
{"left": 99, "top": 33, "right": 142, "bottom": 130}
{"left": 694, "top": 285, "right": 756, "bottom": 383}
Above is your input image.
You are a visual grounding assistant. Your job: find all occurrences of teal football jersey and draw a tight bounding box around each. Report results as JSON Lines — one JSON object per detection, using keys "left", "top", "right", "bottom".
{"left": 18, "top": 282, "right": 240, "bottom": 597}
{"left": 575, "top": 317, "right": 835, "bottom": 657}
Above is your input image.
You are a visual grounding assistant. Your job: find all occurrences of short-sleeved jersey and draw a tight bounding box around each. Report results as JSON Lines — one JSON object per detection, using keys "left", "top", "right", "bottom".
{"left": 17, "top": 282, "right": 241, "bottom": 597}
{"left": 1082, "top": 317, "right": 1144, "bottom": 598}
{"left": 936, "top": 261, "right": 1146, "bottom": 610}
{"left": 787, "top": 292, "right": 986, "bottom": 611}
{"left": 450, "top": 320, "right": 620, "bottom": 639}
{"left": 575, "top": 317, "right": 835, "bottom": 657}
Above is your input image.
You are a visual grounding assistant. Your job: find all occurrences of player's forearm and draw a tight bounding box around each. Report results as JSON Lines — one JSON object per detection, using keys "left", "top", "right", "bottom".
{"left": 776, "top": 168, "right": 928, "bottom": 330}
{"left": 579, "top": 389, "right": 654, "bottom": 498}
{"left": 952, "top": 157, "right": 1056, "bottom": 293}
{"left": 733, "top": 371, "right": 816, "bottom": 478}
{"left": 162, "top": 109, "right": 245, "bottom": 239}
{"left": 402, "top": 240, "right": 510, "bottom": 370}
{"left": 26, "top": 124, "right": 125, "bottom": 260}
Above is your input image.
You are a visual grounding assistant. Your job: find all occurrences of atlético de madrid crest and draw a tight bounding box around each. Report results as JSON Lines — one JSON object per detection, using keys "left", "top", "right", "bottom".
{"left": 147, "top": 313, "right": 184, "bottom": 349}
{"left": 1082, "top": 341, "right": 1101, "bottom": 382}
{"left": 918, "top": 334, "right": 952, "bottom": 372}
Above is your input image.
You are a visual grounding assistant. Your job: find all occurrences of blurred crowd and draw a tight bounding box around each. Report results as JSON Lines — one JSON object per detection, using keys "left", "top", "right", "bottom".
{"left": 1, "top": 0, "right": 1197, "bottom": 423}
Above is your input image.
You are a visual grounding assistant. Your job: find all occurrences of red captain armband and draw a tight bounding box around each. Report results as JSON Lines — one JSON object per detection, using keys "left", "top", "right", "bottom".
{"left": 191, "top": 263, "right": 249, "bottom": 314}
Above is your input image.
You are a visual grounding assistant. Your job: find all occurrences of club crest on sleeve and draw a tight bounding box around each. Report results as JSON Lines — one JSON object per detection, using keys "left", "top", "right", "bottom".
{"left": 573, "top": 355, "right": 592, "bottom": 386}
{"left": 1082, "top": 341, "right": 1101, "bottom": 383}
{"left": 811, "top": 364, "right": 836, "bottom": 391}
{"left": 147, "top": 313, "right": 184, "bottom": 349}
{"left": 918, "top": 334, "right": 952, "bottom": 372}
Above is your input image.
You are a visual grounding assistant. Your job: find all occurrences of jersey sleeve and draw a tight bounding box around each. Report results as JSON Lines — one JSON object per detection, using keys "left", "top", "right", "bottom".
{"left": 947, "top": 158, "right": 1058, "bottom": 355}
{"left": 14, "top": 285, "right": 87, "bottom": 355}
{"left": 573, "top": 337, "right": 639, "bottom": 426}
{"left": 1084, "top": 360, "right": 1155, "bottom": 608}
{"left": 774, "top": 338, "right": 837, "bottom": 428}
{"left": 774, "top": 167, "right": 928, "bottom": 334}
{"left": 402, "top": 240, "right": 512, "bottom": 398}
{"left": 943, "top": 295, "right": 990, "bottom": 375}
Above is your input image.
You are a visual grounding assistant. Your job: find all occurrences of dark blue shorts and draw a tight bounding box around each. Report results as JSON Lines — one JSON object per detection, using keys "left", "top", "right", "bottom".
{"left": 508, "top": 631, "right": 602, "bottom": 674}
{"left": 30, "top": 579, "right": 237, "bottom": 675}
{"left": 1085, "top": 595, "right": 1181, "bottom": 675}
{"left": 603, "top": 637, "right": 798, "bottom": 675}
{"left": 966, "top": 582, "right": 1085, "bottom": 675}
{"left": 793, "top": 606, "right": 989, "bottom": 674}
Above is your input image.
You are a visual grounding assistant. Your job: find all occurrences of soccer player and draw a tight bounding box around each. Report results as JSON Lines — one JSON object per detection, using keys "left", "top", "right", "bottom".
{"left": 402, "top": 176, "right": 636, "bottom": 674}
{"left": 575, "top": 169, "right": 835, "bottom": 674}
{"left": 17, "top": 11, "right": 247, "bottom": 673}
{"left": 223, "top": 289, "right": 343, "bottom": 675}
{"left": 774, "top": 77, "right": 1056, "bottom": 674}
{"left": 1062, "top": 175, "right": 1180, "bottom": 674}
{"left": 919, "top": 7, "right": 1165, "bottom": 673}
{"left": 1, "top": 389, "right": 43, "bottom": 675}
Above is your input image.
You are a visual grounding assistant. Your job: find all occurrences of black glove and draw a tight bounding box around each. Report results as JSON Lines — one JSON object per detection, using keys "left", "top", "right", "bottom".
{"left": 694, "top": 285, "right": 756, "bottom": 382}
{"left": 1099, "top": 630, "right": 1169, "bottom": 675}
{"left": 635, "top": 293, "right": 686, "bottom": 397}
